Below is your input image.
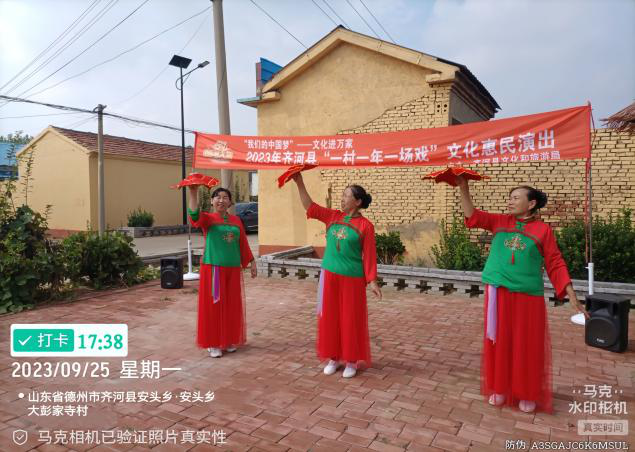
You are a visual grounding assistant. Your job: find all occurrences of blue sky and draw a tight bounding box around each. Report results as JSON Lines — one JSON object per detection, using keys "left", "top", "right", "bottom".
{"left": 0, "top": 0, "right": 633, "bottom": 146}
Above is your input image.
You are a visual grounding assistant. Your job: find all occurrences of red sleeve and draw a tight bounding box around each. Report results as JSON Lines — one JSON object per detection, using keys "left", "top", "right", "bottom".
{"left": 234, "top": 216, "right": 254, "bottom": 268}
{"left": 542, "top": 225, "right": 572, "bottom": 299}
{"left": 306, "top": 202, "right": 341, "bottom": 225}
{"left": 188, "top": 209, "right": 213, "bottom": 229}
{"left": 362, "top": 220, "right": 378, "bottom": 283}
{"left": 464, "top": 209, "right": 508, "bottom": 233}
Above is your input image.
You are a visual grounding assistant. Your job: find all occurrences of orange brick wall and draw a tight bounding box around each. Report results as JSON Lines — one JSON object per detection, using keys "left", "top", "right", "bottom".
{"left": 320, "top": 95, "right": 635, "bottom": 263}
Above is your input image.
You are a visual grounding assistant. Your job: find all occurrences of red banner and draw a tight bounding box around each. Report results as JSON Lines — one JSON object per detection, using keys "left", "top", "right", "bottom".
{"left": 193, "top": 105, "right": 590, "bottom": 170}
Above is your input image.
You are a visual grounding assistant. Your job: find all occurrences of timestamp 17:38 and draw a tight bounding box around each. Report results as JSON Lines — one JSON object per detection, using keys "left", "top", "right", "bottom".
{"left": 77, "top": 334, "right": 124, "bottom": 350}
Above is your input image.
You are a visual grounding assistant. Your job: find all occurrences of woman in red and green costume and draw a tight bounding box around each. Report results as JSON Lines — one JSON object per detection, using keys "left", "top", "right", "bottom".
{"left": 187, "top": 185, "right": 257, "bottom": 358}
{"left": 456, "top": 175, "right": 588, "bottom": 413}
{"left": 292, "top": 173, "right": 382, "bottom": 378}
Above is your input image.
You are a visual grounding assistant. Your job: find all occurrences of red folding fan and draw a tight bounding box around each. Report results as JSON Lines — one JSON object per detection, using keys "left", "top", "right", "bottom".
{"left": 422, "top": 166, "right": 489, "bottom": 187}
{"left": 171, "top": 173, "right": 220, "bottom": 189}
{"left": 277, "top": 164, "right": 318, "bottom": 188}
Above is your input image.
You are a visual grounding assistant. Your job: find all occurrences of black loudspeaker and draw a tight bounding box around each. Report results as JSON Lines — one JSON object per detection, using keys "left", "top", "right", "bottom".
{"left": 585, "top": 293, "right": 630, "bottom": 353}
{"left": 161, "top": 257, "right": 183, "bottom": 289}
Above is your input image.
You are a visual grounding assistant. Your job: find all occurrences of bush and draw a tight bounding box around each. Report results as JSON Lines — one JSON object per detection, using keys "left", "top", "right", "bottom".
{"left": 375, "top": 231, "right": 406, "bottom": 265}
{"left": 0, "top": 205, "right": 64, "bottom": 313}
{"left": 431, "top": 216, "right": 486, "bottom": 271}
{"left": 134, "top": 264, "right": 161, "bottom": 283}
{"left": 61, "top": 232, "right": 143, "bottom": 289}
{"left": 127, "top": 207, "right": 154, "bottom": 227}
{"left": 0, "top": 134, "right": 152, "bottom": 313}
{"left": 557, "top": 209, "right": 635, "bottom": 283}
{"left": 0, "top": 140, "right": 63, "bottom": 313}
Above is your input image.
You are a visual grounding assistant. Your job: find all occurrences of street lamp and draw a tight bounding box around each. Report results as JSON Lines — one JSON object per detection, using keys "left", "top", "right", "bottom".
{"left": 169, "top": 55, "right": 209, "bottom": 281}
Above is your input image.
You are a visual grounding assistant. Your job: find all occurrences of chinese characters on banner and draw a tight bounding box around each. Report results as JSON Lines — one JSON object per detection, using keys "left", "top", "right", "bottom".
{"left": 193, "top": 106, "right": 591, "bottom": 170}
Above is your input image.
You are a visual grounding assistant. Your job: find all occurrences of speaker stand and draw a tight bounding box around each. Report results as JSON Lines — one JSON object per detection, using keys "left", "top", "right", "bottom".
{"left": 183, "top": 225, "right": 199, "bottom": 281}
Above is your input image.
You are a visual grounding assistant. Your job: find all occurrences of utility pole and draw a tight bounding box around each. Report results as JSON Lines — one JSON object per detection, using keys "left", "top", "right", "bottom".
{"left": 212, "top": 0, "right": 232, "bottom": 195}
{"left": 179, "top": 65, "right": 187, "bottom": 224}
{"left": 94, "top": 104, "right": 106, "bottom": 235}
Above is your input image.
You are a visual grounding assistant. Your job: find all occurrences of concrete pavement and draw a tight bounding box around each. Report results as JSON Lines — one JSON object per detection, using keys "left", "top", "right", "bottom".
{"left": 132, "top": 232, "right": 259, "bottom": 263}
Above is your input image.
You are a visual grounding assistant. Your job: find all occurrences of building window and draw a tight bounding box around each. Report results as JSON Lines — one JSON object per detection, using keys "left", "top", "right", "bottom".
{"left": 249, "top": 171, "right": 259, "bottom": 201}
{"left": 0, "top": 165, "right": 17, "bottom": 180}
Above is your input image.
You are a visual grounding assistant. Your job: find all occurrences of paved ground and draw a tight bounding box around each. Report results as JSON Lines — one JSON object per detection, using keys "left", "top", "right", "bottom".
{"left": 132, "top": 232, "right": 259, "bottom": 260}
{"left": 0, "top": 277, "right": 633, "bottom": 451}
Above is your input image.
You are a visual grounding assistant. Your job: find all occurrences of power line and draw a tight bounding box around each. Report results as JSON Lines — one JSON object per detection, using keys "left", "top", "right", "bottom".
{"left": 0, "top": 95, "right": 195, "bottom": 134}
{"left": 108, "top": 112, "right": 194, "bottom": 134}
{"left": 15, "top": 0, "right": 147, "bottom": 99}
{"left": 344, "top": 0, "right": 381, "bottom": 39}
{"left": 0, "top": 95, "right": 95, "bottom": 114}
{"left": 24, "top": 6, "right": 211, "bottom": 102}
{"left": 2, "top": 0, "right": 120, "bottom": 97}
{"left": 249, "top": 0, "right": 307, "bottom": 49}
{"left": 105, "top": 113, "right": 183, "bottom": 133}
{"left": 3, "top": 0, "right": 150, "bottom": 105}
{"left": 63, "top": 115, "right": 98, "bottom": 130}
{"left": 110, "top": 11, "right": 209, "bottom": 108}
{"left": 0, "top": 0, "right": 102, "bottom": 92}
{"left": 358, "top": 0, "right": 396, "bottom": 43}
{"left": 323, "top": 0, "right": 350, "bottom": 28}
{"left": 309, "top": 0, "right": 337, "bottom": 26}
{"left": 0, "top": 112, "right": 83, "bottom": 120}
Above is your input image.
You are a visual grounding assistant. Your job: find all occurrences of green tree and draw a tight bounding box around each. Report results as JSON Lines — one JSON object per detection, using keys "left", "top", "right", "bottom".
{"left": 557, "top": 210, "right": 635, "bottom": 283}
{"left": 0, "top": 130, "right": 33, "bottom": 145}
{"left": 431, "top": 216, "right": 486, "bottom": 271}
{"left": 375, "top": 231, "right": 406, "bottom": 264}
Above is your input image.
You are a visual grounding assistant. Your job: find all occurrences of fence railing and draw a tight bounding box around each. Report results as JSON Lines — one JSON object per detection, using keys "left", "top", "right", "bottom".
{"left": 258, "top": 246, "right": 635, "bottom": 304}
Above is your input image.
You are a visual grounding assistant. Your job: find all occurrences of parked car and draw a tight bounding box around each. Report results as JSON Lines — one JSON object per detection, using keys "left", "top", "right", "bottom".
{"left": 235, "top": 202, "right": 258, "bottom": 232}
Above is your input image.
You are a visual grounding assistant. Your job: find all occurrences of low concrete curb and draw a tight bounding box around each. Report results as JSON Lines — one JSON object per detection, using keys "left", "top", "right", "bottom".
{"left": 140, "top": 249, "right": 202, "bottom": 266}
{"left": 257, "top": 246, "right": 635, "bottom": 304}
{"left": 119, "top": 225, "right": 200, "bottom": 238}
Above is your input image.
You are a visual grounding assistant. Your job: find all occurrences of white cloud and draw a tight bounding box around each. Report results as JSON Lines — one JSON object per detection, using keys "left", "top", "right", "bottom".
{"left": 0, "top": 0, "right": 633, "bottom": 145}
{"left": 418, "top": 0, "right": 635, "bottom": 119}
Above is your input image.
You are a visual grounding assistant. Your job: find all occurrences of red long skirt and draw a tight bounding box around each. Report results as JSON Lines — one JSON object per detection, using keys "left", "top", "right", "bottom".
{"left": 196, "top": 264, "right": 246, "bottom": 349}
{"left": 317, "top": 270, "right": 372, "bottom": 367}
{"left": 482, "top": 286, "right": 552, "bottom": 413}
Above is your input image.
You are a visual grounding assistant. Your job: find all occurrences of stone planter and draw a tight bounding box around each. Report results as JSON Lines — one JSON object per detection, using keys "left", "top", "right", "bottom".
{"left": 118, "top": 225, "right": 200, "bottom": 238}
{"left": 258, "top": 246, "right": 635, "bottom": 303}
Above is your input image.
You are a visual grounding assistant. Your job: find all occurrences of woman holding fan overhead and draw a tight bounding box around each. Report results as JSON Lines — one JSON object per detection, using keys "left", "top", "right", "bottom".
{"left": 454, "top": 174, "right": 587, "bottom": 413}
{"left": 187, "top": 184, "right": 257, "bottom": 358}
{"left": 291, "top": 172, "right": 381, "bottom": 378}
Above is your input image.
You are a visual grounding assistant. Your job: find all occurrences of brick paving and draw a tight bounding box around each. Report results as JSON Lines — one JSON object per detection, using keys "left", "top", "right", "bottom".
{"left": 0, "top": 277, "right": 633, "bottom": 451}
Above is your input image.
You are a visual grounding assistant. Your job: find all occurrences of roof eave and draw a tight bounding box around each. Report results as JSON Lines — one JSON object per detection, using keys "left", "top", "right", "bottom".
{"left": 237, "top": 91, "right": 281, "bottom": 108}
{"left": 242, "top": 26, "right": 499, "bottom": 116}
{"left": 260, "top": 27, "right": 457, "bottom": 95}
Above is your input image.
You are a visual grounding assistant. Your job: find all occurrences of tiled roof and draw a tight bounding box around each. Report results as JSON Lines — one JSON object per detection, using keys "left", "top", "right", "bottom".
{"left": 52, "top": 126, "right": 193, "bottom": 162}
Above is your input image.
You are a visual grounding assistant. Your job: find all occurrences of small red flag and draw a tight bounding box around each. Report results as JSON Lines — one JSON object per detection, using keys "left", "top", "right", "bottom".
{"left": 277, "top": 164, "right": 318, "bottom": 188}
{"left": 422, "top": 166, "right": 489, "bottom": 187}
{"left": 171, "top": 172, "right": 220, "bottom": 189}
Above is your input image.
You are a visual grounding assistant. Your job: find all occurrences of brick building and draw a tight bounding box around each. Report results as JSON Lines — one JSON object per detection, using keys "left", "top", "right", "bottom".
{"left": 240, "top": 27, "right": 635, "bottom": 264}
{"left": 14, "top": 127, "right": 251, "bottom": 234}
